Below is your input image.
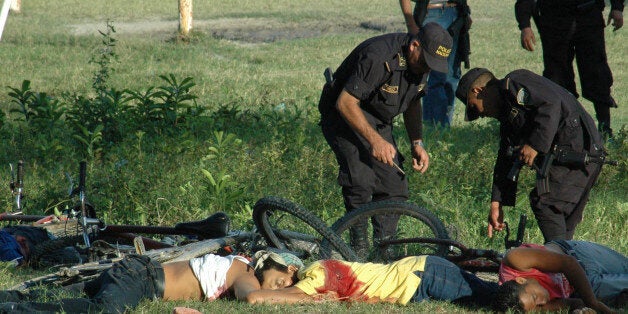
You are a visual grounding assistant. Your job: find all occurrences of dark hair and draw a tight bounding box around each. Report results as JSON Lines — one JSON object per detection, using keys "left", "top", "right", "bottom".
{"left": 2, "top": 226, "right": 49, "bottom": 261}
{"left": 254, "top": 257, "right": 299, "bottom": 286}
{"left": 493, "top": 280, "right": 525, "bottom": 313}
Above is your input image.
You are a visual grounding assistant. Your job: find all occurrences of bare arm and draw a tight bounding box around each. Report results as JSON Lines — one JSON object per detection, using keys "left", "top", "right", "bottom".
{"left": 503, "top": 248, "right": 613, "bottom": 313}
{"left": 229, "top": 260, "right": 262, "bottom": 301}
{"left": 403, "top": 98, "right": 428, "bottom": 173}
{"left": 520, "top": 27, "right": 536, "bottom": 51}
{"left": 399, "top": 0, "right": 419, "bottom": 34}
{"left": 232, "top": 275, "right": 262, "bottom": 301}
{"left": 336, "top": 89, "right": 397, "bottom": 166}
{"left": 246, "top": 286, "right": 316, "bottom": 304}
{"left": 487, "top": 201, "right": 505, "bottom": 237}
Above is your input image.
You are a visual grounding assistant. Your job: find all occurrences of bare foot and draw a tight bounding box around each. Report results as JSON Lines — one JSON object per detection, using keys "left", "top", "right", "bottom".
{"left": 173, "top": 307, "right": 202, "bottom": 314}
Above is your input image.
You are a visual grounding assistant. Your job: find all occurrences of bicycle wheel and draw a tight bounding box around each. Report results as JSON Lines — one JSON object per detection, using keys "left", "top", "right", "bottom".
{"left": 324, "top": 201, "right": 450, "bottom": 263}
{"left": 252, "top": 196, "right": 357, "bottom": 261}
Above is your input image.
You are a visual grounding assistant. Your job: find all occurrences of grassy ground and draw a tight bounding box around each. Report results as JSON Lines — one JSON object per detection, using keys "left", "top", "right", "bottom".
{"left": 0, "top": 0, "right": 626, "bottom": 313}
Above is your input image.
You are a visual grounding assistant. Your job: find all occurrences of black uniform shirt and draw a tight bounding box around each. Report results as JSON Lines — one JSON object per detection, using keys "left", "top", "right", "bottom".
{"left": 330, "top": 33, "right": 428, "bottom": 125}
{"left": 491, "top": 69, "right": 602, "bottom": 205}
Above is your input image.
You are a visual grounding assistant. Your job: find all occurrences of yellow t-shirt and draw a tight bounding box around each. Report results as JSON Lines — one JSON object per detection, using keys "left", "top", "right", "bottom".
{"left": 294, "top": 256, "right": 427, "bottom": 305}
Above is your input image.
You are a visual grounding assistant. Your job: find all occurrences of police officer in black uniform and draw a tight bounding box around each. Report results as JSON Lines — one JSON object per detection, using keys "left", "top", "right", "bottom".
{"left": 319, "top": 23, "right": 452, "bottom": 255}
{"left": 514, "top": 0, "right": 624, "bottom": 139}
{"left": 456, "top": 68, "right": 605, "bottom": 243}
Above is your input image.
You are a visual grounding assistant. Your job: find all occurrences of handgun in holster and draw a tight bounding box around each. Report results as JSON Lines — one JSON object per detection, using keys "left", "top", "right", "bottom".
{"left": 506, "top": 146, "right": 539, "bottom": 182}
{"left": 535, "top": 145, "right": 557, "bottom": 195}
{"left": 506, "top": 145, "right": 553, "bottom": 195}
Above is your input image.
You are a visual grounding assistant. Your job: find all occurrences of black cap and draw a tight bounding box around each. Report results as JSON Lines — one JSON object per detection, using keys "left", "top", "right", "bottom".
{"left": 456, "top": 67, "right": 492, "bottom": 121}
{"left": 417, "top": 23, "right": 453, "bottom": 73}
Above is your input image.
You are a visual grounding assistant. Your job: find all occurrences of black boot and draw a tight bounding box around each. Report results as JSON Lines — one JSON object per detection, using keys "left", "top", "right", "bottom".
{"left": 593, "top": 102, "right": 614, "bottom": 141}
{"left": 598, "top": 122, "right": 613, "bottom": 141}
{"left": 349, "top": 220, "right": 369, "bottom": 259}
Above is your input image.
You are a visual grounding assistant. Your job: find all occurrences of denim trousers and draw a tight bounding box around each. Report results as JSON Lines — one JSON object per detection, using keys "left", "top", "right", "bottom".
{"left": 552, "top": 240, "right": 628, "bottom": 303}
{"left": 412, "top": 256, "right": 497, "bottom": 306}
{"left": 422, "top": 7, "right": 461, "bottom": 127}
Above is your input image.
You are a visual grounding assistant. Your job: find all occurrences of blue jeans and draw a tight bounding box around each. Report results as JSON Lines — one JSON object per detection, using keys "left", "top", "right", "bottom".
{"left": 422, "top": 7, "right": 461, "bottom": 127}
{"left": 412, "top": 256, "right": 497, "bottom": 306}
{"left": 553, "top": 241, "right": 628, "bottom": 303}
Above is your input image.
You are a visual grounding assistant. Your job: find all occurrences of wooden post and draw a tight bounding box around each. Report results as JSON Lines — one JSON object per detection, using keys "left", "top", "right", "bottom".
{"left": 10, "top": 0, "right": 20, "bottom": 13}
{"left": 0, "top": 0, "right": 13, "bottom": 41}
{"left": 179, "top": 0, "right": 192, "bottom": 36}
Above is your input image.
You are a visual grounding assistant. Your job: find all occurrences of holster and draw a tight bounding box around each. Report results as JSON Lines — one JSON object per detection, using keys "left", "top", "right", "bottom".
{"left": 536, "top": 146, "right": 557, "bottom": 195}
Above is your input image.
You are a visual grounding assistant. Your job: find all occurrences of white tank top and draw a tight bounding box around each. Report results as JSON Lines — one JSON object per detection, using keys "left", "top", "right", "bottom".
{"left": 189, "top": 254, "right": 249, "bottom": 300}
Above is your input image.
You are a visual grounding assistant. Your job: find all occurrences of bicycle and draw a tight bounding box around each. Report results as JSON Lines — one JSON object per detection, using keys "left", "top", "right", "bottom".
{"left": 252, "top": 196, "right": 358, "bottom": 261}
{"left": 1, "top": 161, "right": 242, "bottom": 267}
{"left": 253, "top": 197, "right": 528, "bottom": 275}
{"left": 253, "top": 198, "right": 451, "bottom": 261}
{"left": 2, "top": 162, "right": 357, "bottom": 287}
{"left": 9, "top": 200, "right": 353, "bottom": 291}
{"left": 8, "top": 194, "right": 524, "bottom": 291}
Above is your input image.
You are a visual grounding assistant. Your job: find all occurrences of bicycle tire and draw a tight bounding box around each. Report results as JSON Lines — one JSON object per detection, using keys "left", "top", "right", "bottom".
{"left": 252, "top": 196, "right": 358, "bottom": 261}
{"left": 323, "top": 201, "right": 450, "bottom": 263}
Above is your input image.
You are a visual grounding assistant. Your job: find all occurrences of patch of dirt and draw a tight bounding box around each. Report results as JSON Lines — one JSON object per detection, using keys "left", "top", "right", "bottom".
{"left": 69, "top": 17, "right": 406, "bottom": 43}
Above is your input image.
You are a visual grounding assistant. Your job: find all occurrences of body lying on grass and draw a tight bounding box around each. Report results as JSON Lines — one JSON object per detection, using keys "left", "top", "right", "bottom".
{"left": 494, "top": 240, "right": 627, "bottom": 313}
{"left": 0, "top": 250, "right": 302, "bottom": 314}
{"left": 247, "top": 255, "right": 497, "bottom": 307}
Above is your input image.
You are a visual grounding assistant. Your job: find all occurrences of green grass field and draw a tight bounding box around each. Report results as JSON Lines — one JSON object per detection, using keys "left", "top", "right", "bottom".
{"left": 0, "top": 0, "right": 626, "bottom": 313}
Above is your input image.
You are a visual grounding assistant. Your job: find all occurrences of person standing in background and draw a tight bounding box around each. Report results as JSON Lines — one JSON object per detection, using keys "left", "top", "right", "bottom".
{"left": 399, "top": 0, "right": 472, "bottom": 127}
{"left": 514, "top": 0, "right": 624, "bottom": 139}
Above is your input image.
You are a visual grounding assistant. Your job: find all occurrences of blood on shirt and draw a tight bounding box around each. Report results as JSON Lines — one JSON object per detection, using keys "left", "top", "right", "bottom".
{"left": 317, "top": 260, "right": 365, "bottom": 300}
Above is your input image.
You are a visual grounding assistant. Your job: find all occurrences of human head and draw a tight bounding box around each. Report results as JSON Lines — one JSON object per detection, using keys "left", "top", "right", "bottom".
{"left": 253, "top": 250, "right": 304, "bottom": 290}
{"left": 2, "top": 225, "right": 51, "bottom": 265}
{"left": 0, "top": 230, "right": 25, "bottom": 266}
{"left": 408, "top": 22, "right": 453, "bottom": 75}
{"left": 494, "top": 279, "right": 550, "bottom": 312}
{"left": 455, "top": 67, "right": 498, "bottom": 121}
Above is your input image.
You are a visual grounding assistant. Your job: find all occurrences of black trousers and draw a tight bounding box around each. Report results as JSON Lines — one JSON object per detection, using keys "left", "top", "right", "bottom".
{"left": 319, "top": 88, "right": 409, "bottom": 239}
{"left": 537, "top": 8, "right": 616, "bottom": 128}
{"left": 529, "top": 163, "right": 603, "bottom": 242}
{"left": 0, "top": 255, "right": 165, "bottom": 314}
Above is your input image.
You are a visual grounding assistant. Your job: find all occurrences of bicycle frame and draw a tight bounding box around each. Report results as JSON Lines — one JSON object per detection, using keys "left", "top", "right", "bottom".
{"left": 0, "top": 213, "right": 54, "bottom": 223}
